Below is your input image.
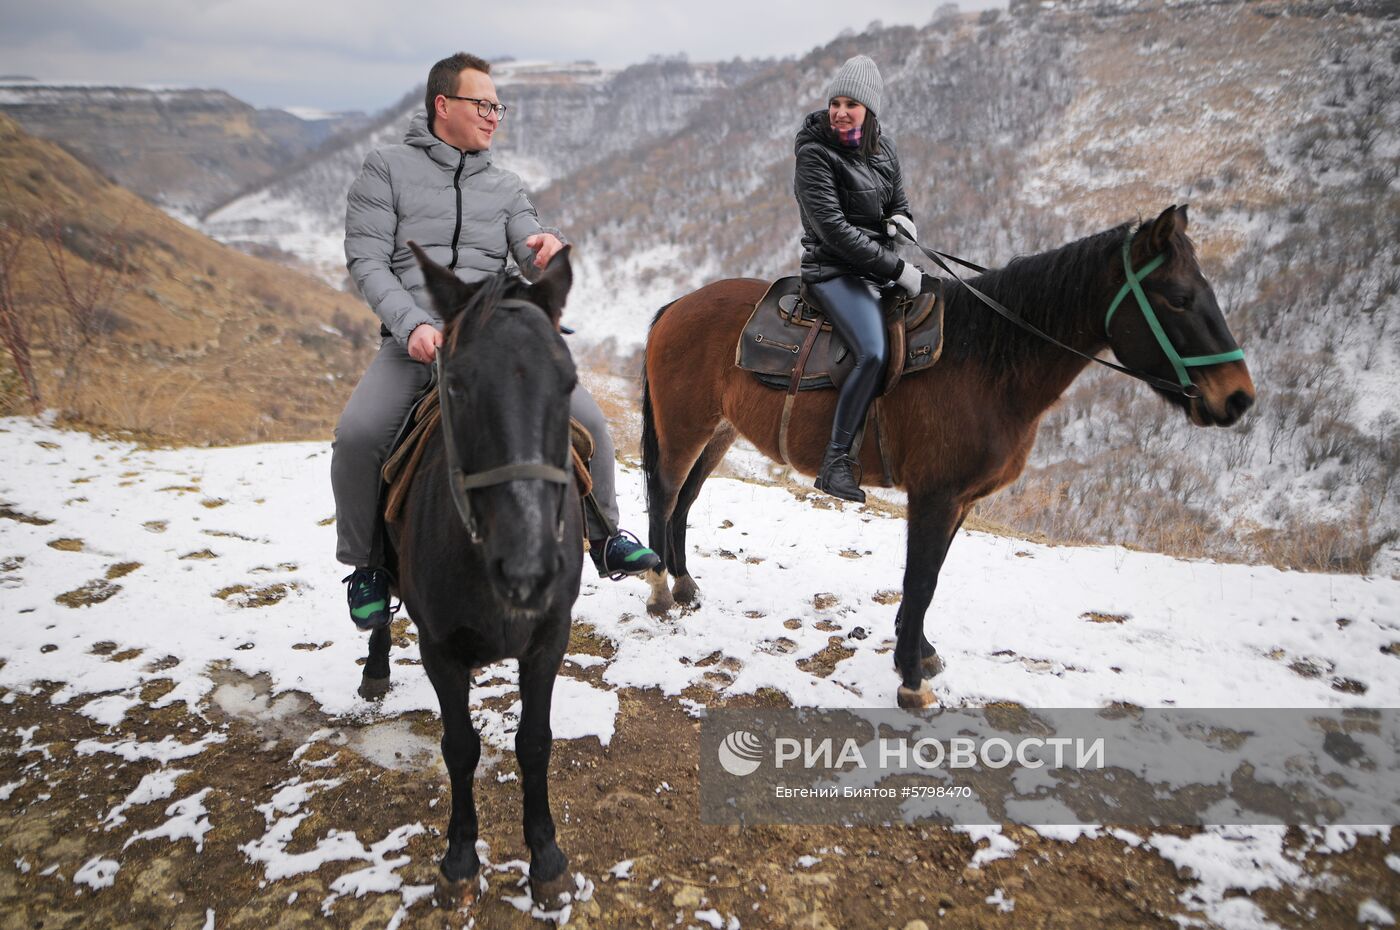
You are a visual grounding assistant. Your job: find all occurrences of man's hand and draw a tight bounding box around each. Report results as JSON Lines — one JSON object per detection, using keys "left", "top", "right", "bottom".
{"left": 408, "top": 323, "right": 443, "bottom": 364}
{"left": 525, "top": 233, "right": 564, "bottom": 270}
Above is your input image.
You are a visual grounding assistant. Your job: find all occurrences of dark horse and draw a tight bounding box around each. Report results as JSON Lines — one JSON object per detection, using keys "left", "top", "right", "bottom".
{"left": 641, "top": 206, "right": 1255, "bottom": 708}
{"left": 372, "top": 243, "right": 582, "bottom": 907}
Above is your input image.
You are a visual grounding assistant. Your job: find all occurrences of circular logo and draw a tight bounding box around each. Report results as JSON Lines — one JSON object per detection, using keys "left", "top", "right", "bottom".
{"left": 717, "top": 730, "right": 764, "bottom": 777}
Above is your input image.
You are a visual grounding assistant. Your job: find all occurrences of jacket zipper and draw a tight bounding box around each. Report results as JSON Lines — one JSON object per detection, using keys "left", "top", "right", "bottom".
{"left": 449, "top": 151, "right": 465, "bottom": 269}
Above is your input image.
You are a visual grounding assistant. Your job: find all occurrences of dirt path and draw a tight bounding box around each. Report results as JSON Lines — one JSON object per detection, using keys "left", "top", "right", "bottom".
{"left": 2, "top": 645, "right": 1396, "bottom": 930}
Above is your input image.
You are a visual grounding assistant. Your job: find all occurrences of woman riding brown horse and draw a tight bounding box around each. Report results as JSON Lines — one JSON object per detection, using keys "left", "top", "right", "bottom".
{"left": 794, "top": 54, "right": 923, "bottom": 503}
{"left": 641, "top": 205, "right": 1254, "bottom": 708}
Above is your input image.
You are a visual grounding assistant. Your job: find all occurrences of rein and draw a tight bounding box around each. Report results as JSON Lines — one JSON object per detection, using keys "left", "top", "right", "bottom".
{"left": 435, "top": 298, "right": 572, "bottom": 544}
{"left": 897, "top": 231, "right": 1244, "bottom": 398}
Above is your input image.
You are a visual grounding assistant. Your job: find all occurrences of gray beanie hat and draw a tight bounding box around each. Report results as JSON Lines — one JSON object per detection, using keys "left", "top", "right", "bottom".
{"left": 825, "top": 55, "right": 883, "bottom": 116}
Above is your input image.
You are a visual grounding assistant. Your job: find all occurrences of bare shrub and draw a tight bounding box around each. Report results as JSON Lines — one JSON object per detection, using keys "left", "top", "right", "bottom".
{"left": 0, "top": 217, "right": 40, "bottom": 411}
{"left": 37, "top": 211, "right": 139, "bottom": 406}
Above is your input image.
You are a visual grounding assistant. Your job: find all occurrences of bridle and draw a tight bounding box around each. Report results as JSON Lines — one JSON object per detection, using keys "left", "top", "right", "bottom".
{"left": 1102, "top": 237, "right": 1245, "bottom": 389}
{"left": 898, "top": 230, "right": 1246, "bottom": 398}
{"left": 434, "top": 298, "right": 572, "bottom": 545}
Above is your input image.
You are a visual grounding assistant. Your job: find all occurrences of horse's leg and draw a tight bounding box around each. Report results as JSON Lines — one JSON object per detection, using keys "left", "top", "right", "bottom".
{"left": 893, "top": 492, "right": 965, "bottom": 708}
{"left": 893, "top": 511, "right": 965, "bottom": 681}
{"left": 419, "top": 641, "right": 483, "bottom": 904}
{"left": 357, "top": 624, "right": 392, "bottom": 700}
{"left": 668, "top": 423, "right": 737, "bottom": 607}
{"left": 516, "top": 647, "right": 570, "bottom": 908}
{"left": 645, "top": 417, "right": 723, "bottom": 617}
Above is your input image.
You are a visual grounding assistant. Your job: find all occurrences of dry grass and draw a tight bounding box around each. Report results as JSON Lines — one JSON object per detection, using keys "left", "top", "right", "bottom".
{"left": 0, "top": 114, "right": 374, "bottom": 445}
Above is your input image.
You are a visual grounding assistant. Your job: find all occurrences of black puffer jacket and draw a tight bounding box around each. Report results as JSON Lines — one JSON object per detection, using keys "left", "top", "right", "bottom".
{"left": 794, "top": 109, "right": 912, "bottom": 284}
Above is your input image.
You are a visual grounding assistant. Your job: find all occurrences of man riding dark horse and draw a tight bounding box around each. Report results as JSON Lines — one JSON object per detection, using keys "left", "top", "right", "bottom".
{"left": 331, "top": 51, "right": 659, "bottom": 630}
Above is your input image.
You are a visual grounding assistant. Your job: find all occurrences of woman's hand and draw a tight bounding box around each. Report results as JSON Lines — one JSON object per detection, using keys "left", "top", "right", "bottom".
{"left": 895, "top": 261, "right": 923, "bottom": 297}
{"left": 886, "top": 214, "right": 917, "bottom": 242}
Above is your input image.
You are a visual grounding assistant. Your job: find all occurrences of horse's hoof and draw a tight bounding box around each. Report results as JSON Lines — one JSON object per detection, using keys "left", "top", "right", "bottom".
{"left": 672, "top": 574, "right": 700, "bottom": 606}
{"left": 530, "top": 871, "right": 573, "bottom": 911}
{"left": 897, "top": 681, "right": 937, "bottom": 709}
{"left": 646, "top": 569, "right": 674, "bottom": 615}
{"left": 435, "top": 871, "right": 483, "bottom": 910}
{"left": 921, "top": 652, "right": 945, "bottom": 679}
{"left": 358, "top": 674, "right": 390, "bottom": 701}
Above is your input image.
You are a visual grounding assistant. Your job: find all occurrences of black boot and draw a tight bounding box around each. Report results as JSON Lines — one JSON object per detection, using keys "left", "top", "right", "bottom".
{"left": 815, "top": 442, "right": 865, "bottom": 504}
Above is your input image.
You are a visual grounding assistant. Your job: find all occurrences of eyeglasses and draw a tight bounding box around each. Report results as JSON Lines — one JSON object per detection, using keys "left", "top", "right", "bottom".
{"left": 441, "top": 95, "right": 508, "bottom": 120}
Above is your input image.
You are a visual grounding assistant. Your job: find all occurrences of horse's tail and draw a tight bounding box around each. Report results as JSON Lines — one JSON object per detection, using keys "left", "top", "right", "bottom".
{"left": 641, "top": 300, "right": 678, "bottom": 529}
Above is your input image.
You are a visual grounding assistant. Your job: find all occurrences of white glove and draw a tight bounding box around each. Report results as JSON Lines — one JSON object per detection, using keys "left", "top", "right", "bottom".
{"left": 885, "top": 214, "right": 917, "bottom": 242}
{"left": 895, "top": 261, "right": 922, "bottom": 297}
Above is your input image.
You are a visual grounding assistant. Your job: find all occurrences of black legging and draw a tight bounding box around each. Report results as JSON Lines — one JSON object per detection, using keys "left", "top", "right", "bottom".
{"left": 807, "top": 275, "right": 888, "bottom": 451}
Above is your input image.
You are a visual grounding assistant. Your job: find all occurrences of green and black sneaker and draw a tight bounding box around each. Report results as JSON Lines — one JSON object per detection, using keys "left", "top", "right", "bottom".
{"left": 343, "top": 567, "right": 391, "bottom": 631}
{"left": 590, "top": 532, "right": 661, "bottom": 580}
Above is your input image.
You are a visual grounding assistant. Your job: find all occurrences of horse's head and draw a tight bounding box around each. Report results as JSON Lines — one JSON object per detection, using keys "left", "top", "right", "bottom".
{"left": 409, "top": 241, "right": 579, "bottom": 610}
{"left": 1106, "top": 205, "right": 1255, "bottom": 427}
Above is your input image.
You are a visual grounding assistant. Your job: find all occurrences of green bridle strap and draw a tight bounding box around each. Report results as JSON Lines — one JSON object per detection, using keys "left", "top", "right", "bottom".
{"left": 1104, "top": 239, "right": 1245, "bottom": 388}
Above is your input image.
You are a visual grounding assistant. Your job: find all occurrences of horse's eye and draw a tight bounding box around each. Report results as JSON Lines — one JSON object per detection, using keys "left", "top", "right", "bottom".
{"left": 1159, "top": 292, "right": 1190, "bottom": 312}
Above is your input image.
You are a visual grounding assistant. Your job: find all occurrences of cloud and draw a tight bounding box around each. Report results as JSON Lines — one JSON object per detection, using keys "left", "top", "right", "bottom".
{"left": 0, "top": 1, "right": 1001, "bottom": 110}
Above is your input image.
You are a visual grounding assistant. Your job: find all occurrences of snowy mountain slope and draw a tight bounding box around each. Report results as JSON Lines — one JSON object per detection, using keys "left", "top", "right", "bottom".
{"left": 185, "top": 4, "right": 1400, "bottom": 575}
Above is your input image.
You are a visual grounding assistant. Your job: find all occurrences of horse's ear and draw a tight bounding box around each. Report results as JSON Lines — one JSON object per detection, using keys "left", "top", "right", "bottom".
{"left": 530, "top": 244, "right": 573, "bottom": 326}
{"left": 1144, "top": 205, "right": 1188, "bottom": 255}
{"left": 408, "top": 241, "right": 475, "bottom": 322}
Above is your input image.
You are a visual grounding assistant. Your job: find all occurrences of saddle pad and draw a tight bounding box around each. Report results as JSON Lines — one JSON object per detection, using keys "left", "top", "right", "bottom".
{"left": 736, "top": 276, "right": 944, "bottom": 393}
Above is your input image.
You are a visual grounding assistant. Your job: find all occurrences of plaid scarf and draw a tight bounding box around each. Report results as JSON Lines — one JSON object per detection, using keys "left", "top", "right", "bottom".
{"left": 834, "top": 125, "right": 863, "bottom": 149}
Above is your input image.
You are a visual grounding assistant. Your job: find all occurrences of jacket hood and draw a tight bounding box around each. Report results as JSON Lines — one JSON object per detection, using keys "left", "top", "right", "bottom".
{"left": 794, "top": 110, "right": 836, "bottom": 155}
{"left": 404, "top": 111, "right": 493, "bottom": 172}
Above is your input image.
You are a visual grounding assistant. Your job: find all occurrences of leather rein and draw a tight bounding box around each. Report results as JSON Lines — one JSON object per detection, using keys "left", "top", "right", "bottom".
{"left": 896, "top": 231, "right": 1245, "bottom": 398}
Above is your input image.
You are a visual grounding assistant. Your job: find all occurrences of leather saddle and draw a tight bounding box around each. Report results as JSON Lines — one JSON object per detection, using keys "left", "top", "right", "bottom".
{"left": 736, "top": 275, "right": 944, "bottom": 394}
{"left": 381, "top": 383, "right": 595, "bottom": 525}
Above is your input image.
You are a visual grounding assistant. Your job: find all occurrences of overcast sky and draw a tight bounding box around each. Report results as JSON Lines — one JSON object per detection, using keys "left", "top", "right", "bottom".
{"left": 0, "top": 0, "right": 1004, "bottom": 113}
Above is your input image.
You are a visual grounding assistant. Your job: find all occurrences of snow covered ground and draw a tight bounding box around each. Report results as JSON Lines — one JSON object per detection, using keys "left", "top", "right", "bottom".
{"left": 1, "top": 416, "right": 1397, "bottom": 927}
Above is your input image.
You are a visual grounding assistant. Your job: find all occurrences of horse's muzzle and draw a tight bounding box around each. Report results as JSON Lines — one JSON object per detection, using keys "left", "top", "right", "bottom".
{"left": 1188, "top": 363, "right": 1255, "bottom": 427}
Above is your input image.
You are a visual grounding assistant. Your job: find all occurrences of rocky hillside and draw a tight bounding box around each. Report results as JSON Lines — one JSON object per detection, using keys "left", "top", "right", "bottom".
{"left": 0, "top": 82, "right": 368, "bottom": 214}
{"left": 0, "top": 114, "right": 374, "bottom": 443}
{"left": 200, "top": 57, "right": 774, "bottom": 284}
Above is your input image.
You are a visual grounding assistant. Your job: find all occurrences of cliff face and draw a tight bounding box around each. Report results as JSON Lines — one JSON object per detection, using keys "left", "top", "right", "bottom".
{"left": 0, "top": 82, "right": 367, "bottom": 214}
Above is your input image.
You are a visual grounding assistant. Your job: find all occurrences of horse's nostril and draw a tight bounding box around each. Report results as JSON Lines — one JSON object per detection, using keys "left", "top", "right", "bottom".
{"left": 1226, "top": 390, "right": 1253, "bottom": 419}
{"left": 495, "top": 560, "right": 544, "bottom": 603}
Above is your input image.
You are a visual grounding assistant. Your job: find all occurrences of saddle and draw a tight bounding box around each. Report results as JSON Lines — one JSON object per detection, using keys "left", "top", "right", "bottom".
{"left": 381, "top": 385, "right": 595, "bottom": 526}
{"left": 734, "top": 276, "right": 944, "bottom": 485}
{"left": 736, "top": 275, "right": 944, "bottom": 394}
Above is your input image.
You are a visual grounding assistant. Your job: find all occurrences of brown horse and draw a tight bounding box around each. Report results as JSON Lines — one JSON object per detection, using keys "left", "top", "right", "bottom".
{"left": 640, "top": 205, "right": 1255, "bottom": 707}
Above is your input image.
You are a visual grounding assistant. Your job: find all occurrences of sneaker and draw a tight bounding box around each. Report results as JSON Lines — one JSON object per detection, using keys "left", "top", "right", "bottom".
{"left": 342, "top": 567, "right": 391, "bottom": 630}
{"left": 589, "top": 532, "right": 661, "bottom": 579}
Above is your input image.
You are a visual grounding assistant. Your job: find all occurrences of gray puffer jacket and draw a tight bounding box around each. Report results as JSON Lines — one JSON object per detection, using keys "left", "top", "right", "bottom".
{"left": 344, "top": 112, "right": 558, "bottom": 343}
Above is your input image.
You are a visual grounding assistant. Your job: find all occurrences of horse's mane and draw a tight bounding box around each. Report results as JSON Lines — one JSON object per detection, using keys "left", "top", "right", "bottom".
{"left": 938, "top": 222, "right": 1134, "bottom": 374}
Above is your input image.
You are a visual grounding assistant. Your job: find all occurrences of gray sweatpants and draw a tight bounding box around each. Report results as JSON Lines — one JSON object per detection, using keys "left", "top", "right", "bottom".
{"left": 330, "top": 336, "right": 620, "bottom": 567}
